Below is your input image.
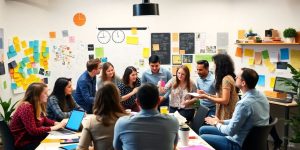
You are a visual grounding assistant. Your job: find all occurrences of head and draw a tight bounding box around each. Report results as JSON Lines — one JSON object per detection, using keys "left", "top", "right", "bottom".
{"left": 174, "top": 65, "right": 192, "bottom": 92}
{"left": 101, "top": 62, "right": 115, "bottom": 81}
{"left": 93, "top": 82, "right": 125, "bottom": 126}
{"left": 122, "top": 66, "right": 138, "bottom": 86}
{"left": 148, "top": 55, "right": 161, "bottom": 74}
{"left": 21, "top": 82, "right": 48, "bottom": 119}
{"left": 236, "top": 68, "right": 259, "bottom": 91}
{"left": 196, "top": 60, "right": 209, "bottom": 78}
{"left": 50, "top": 77, "right": 76, "bottom": 111}
{"left": 212, "top": 54, "right": 236, "bottom": 92}
{"left": 137, "top": 83, "right": 159, "bottom": 110}
{"left": 86, "top": 58, "right": 102, "bottom": 76}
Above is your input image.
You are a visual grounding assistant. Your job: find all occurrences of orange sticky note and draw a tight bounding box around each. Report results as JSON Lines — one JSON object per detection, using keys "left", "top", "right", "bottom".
{"left": 179, "top": 50, "right": 185, "bottom": 54}
{"left": 131, "top": 28, "right": 137, "bottom": 35}
{"left": 152, "top": 44, "right": 160, "bottom": 51}
{"left": 49, "top": 32, "right": 56, "bottom": 38}
{"left": 172, "top": 47, "right": 179, "bottom": 53}
{"left": 172, "top": 33, "right": 179, "bottom": 42}
{"left": 235, "top": 47, "right": 243, "bottom": 57}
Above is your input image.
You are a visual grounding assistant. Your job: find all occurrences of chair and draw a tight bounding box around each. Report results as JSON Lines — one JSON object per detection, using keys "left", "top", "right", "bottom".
{"left": 189, "top": 104, "right": 209, "bottom": 134}
{"left": 242, "top": 117, "right": 278, "bottom": 150}
{"left": 0, "top": 115, "right": 15, "bottom": 150}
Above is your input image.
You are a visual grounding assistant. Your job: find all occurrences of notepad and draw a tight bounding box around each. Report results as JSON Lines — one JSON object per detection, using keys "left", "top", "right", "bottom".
{"left": 59, "top": 144, "right": 77, "bottom": 150}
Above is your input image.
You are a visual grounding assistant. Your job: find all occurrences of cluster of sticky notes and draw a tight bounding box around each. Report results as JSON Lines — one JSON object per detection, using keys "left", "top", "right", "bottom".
{"left": 7, "top": 37, "right": 50, "bottom": 90}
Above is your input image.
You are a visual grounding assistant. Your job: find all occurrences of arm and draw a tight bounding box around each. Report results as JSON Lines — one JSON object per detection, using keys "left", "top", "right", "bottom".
{"left": 78, "top": 79, "right": 95, "bottom": 106}
{"left": 48, "top": 96, "right": 71, "bottom": 120}
{"left": 182, "top": 82, "right": 199, "bottom": 107}
{"left": 77, "top": 118, "right": 92, "bottom": 150}
{"left": 43, "top": 116, "right": 55, "bottom": 126}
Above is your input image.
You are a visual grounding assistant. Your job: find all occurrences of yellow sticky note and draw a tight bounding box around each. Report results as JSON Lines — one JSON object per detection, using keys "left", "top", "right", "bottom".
{"left": 13, "top": 37, "right": 20, "bottom": 44}
{"left": 270, "top": 77, "right": 275, "bottom": 88}
{"left": 26, "top": 63, "right": 32, "bottom": 68}
{"left": 248, "top": 58, "right": 254, "bottom": 65}
{"left": 29, "top": 56, "right": 34, "bottom": 62}
{"left": 179, "top": 50, "right": 185, "bottom": 54}
{"left": 244, "top": 49, "right": 254, "bottom": 57}
{"left": 15, "top": 44, "right": 21, "bottom": 52}
{"left": 238, "top": 30, "right": 245, "bottom": 39}
{"left": 131, "top": 28, "right": 137, "bottom": 35}
{"left": 152, "top": 44, "right": 160, "bottom": 51}
{"left": 143, "top": 48, "right": 150, "bottom": 58}
{"left": 268, "top": 65, "right": 275, "bottom": 72}
{"left": 21, "top": 41, "right": 27, "bottom": 48}
{"left": 172, "top": 33, "right": 179, "bottom": 42}
{"left": 173, "top": 47, "right": 179, "bottom": 53}
{"left": 126, "top": 36, "right": 139, "bottom": 45}
{"left": 290, "top": 49, "right": 300, "bottom": 70}
{"left": 41, "top": 41, "right": 47, "bottom": 47}
{"left": 185, "top": 64, "right": 192, "bottom": 72}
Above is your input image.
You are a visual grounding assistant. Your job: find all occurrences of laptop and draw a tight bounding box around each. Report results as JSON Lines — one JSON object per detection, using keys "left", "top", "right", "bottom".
{"left": 51, "top": 109, "right": 85, "bottom": 135}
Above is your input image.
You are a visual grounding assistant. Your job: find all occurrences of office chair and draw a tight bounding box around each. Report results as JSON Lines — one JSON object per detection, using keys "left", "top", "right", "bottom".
{"left": 189, "top": 104, "right": 209, "bottom": 134}
{"left": 242, "top": 117, "right": 278, "bottom": 150}
{"left": 0, "top": 115, "right": 15, "bottom": 150}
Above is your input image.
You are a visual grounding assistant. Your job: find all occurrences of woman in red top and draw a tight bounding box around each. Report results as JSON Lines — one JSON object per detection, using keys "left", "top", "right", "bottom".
{"left": 9, "top": 82, "right": 67, "bottom": 150}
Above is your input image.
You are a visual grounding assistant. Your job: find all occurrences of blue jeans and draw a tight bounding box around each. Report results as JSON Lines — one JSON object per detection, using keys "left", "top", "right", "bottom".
{"left": 207, "top": 105, "right": 216, "bottom": 117}
{"left": 199, "top": 126, "right": 241, "bottom": 150}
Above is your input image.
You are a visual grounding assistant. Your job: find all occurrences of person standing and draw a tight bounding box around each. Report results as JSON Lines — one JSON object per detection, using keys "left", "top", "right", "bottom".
{"left": 73, "top": 58, "right": 102, "bottom": 114}
{"left": 141, "top": 55, "right": 172, "bottom": 107}
{"left": 196, "top": 60, "right": 216, "bottom": 116}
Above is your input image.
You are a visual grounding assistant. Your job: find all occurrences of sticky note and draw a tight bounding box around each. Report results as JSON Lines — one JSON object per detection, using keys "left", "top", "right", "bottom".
{"left": 14, "top": 44, "right": 21, "bottom": 52}
{"left": 21, "top": 41, "right": 27, "bottom": 48}
{"left": 143, "top": 48, "right": 150, "bottom": 58}
{"left": 62, "top": 30, "right": 68, "bottom": 37}
{"left": 257, "top": 75, "right": 265, "bottom": 87}
{"left": 173, "top": 47, "right": 179, "bottom": 53}
{"left": 290, "top": 49, "right": 300, "bottom": 70}
{"left": 126, "top": 36, "right": 139, "bottom": 45}
{"left": 244, "top": 49, "right": 254, "bottom": 57}
{"left": 49, "top": 32, "right": 56, "bottom": 38}
{"left": 131, "top": 28, "right": 137, "bottom": 35}
{"left": 69, "top": 36, "right": 75, "bottom": 43}
{"left": 41, "top": 41, "right": 47, "bottom": 47}
{"left": 95, "top": 47, "right": 104, "bottom": 58}
{"left": 152, "top": 44, "right": 160, "bottom": 51}
{"left": 11, "top": 83, "right": 17, "bottom": 90}
{"left": 235, "top": 47, "right": 243, "bottom": 57}
{"left": 262, "top": 50, "right": 269, "bottom": 59}
{"left": 248, "top": 58, "right": 254, "bottom": 65}
{"left": 238, "top": 30, "right": 245, "bottom": 39}
{"left": 254, "top": 52, "right": 262, "bottom": 65}
{"left": 172, "top": 33, "right": 179, "bottom": 42}
{"left": 195, "top": 54, "right": 212, "bottom": 62}
{"left": 277, "top": 62, "right": 288, "bottom": 69}
{"left": 280, "top": 48, "right": 289, "bottom": 60}
{"left": 179, "top": 50, "right": 185, "bottom": 54}
{"left": 270, "top": 77, "right": 275, "bottom": 88}
{"left": 13, "top": 37, "right": 20, "bottom": 44}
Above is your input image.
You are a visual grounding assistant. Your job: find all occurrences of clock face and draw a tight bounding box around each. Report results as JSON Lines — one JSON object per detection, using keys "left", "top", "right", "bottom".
{"left": 97, "top": 30, "right": 111, "bottom": 44}
{"left": 73, "top": 13, "right": 86, "bottom": 26}
{"left": 112, "top": 30, "right": 125, "bottom": 43}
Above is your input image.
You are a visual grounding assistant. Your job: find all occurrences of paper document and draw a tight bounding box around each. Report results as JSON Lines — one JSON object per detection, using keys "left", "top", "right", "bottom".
{"left": 187, "top": 93, "right": 200, "bottom": 97}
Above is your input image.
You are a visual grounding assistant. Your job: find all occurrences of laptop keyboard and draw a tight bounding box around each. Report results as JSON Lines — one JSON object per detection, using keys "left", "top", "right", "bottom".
{"left": 57, "top": 128, "right": 76, "bottom": 134}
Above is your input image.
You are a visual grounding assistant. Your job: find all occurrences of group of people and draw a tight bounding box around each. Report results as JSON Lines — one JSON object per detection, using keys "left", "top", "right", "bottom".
{"left": 8, "top": 53, "right": 282, "bottom": 150}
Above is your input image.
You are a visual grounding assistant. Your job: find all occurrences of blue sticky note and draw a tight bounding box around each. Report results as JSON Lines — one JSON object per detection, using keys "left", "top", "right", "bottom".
{"left": 29, "top": 41, "right": 34, "bottom": 48}
{"left": 280, "top": 48, "right": 289, "bottom": 60}
{"left": 22, "top": 57, "right": 30, "bottom": 63}
{"left": 27, "top": 68, "right": 33, "bottom": 75}
{"left": 33, "top": 53, "right": 40, "bottom": 62}
{"left": 101, "top": 57, "right": 108, "bottom": 63}
{"left": 258, "top": 75, "right": 265, "bottom": 87}
{"left": 7, "top": 51, "right": 17, "bottom": 59}
{"left": 34, "top": 40, "right": 39, "bottom": 47}
{"left": 42, "top": 52, "right": 49, "bottom": 57}
{"left": 9, "top": 45, "right": 15, "bottom": 53}
{"left": 18, "top": 68, "right": 24, "bottom": 73}
{"left": 45, "top": 47, "right": 49, "bottom": 53}
{"left": 11, "top": 83, "right": 17, "bottom": 90}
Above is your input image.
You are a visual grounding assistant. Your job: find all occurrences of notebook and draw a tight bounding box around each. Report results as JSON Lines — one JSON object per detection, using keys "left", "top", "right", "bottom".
{"left": 59, "top": 144, "right": 78, "bottom": 150}
{"left": 51, "top": 109, "right": 85, "bottom": 135}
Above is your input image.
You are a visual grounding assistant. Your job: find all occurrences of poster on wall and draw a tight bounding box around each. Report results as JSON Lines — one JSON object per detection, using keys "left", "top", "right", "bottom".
{"left": 179, "top": 33, "right": 195, "bottom": 54}
{"left": 151, "top": 33, "right": 171, "bottom": 64}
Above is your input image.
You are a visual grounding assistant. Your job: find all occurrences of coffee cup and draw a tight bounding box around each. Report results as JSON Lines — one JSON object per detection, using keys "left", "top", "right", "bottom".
{"left": 179, "top": 124, "right": 190, "bottom": 146}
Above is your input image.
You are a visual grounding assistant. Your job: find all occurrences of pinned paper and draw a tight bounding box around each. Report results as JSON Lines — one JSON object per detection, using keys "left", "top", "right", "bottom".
{"left": 262, "top": 50, "right": 269, "bottom": 59}
{"left": 185, "top": 64, "right": 192, "bottom": 72}
{"left": 238, "top": 30, "right": 245, "bottom": 39}
{"left": 172, "top": 47, "right": 179, "bottom": 53}
{"left": 172, "top": 33, "right": 179, "bottom": 42}
{"left": 235, "top": 47, "right": 243, "bottom": 57}
{"left": 244, "top": 49, "right": 254, "bottom": 57}
{"left": 3, "top": 81, "right": 7, "bottom": 89}
{"left": 95, "top": 47, "right": 104, "bottom": 58}
{"left": 21, "top": 41, "right": 27, "bottom": 48}
{"left": 195, "top": 54, "right": 212, "bottom": 62}
{"left": 179, "top": 50, "right": 185, "bottom": 54}
{"left": 290, "top": 49, "right": 300, "bottom": 69}
{"left": 248, "top": 58, "right": 254, "bottom": 65}
{"left": 172, "top": 55, "right": 182, "bottom": 65}
{"left": 280, "top": 48, "right": 289, "bottom": 60}
{"left": 270, "top": 77, "right": 275, "bottom": 88}
{"left": 152, "top": 44, "right": 160, "bottom": 51}
{"left": 257, "top": 75, "right": 265, "bottom": 86}
{"left": 69, "top": 36, "right": 75, "bottom": 43}
{"left": 62, "top": 30, "right": 68, "bottom": 37}
{"left": 126, "top": 36, "right": 139, "bottom": 45}
{"left": 254, "top": 52, "right": 262, "bottom": 65}
{"left": 131, "top": 28, "right": 137, "bottom": 35}
{"left": 143, "top": 48, "right": 150, "bottom": 58}
{"left": 49, "top": 32, "right": 56, "bottom": 38}
{"left": 269, "top": 51, "right": 278, "bottom": 63}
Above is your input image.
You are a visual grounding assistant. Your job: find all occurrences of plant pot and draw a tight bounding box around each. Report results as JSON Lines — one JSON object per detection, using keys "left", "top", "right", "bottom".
{"left": 285, "top": 37, "right": 295, "bottom": 43}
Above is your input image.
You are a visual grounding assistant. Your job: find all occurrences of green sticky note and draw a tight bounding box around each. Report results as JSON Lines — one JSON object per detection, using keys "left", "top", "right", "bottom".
{"left": 27, "top": 68, "right": 33, "bottom": 75}
{"left": 95, "top": 47, "right": 104, "bottom": 58}
{"left": 262, "top": 50, "right": 269, "bottom": 59}
{"left": 3, "top": 81, "right": 7, "bottom": 89}
{"left": 195, "top": 54, "right": 213, "bottom": 62}
{"left": 33, "top": 68, "right": 39, "bottom": 74}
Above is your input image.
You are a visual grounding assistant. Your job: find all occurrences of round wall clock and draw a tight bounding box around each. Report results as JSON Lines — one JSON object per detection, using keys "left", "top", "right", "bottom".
{"left": 112, "top": 30, "right": 125, "bottom": 43}
{"left": 97, "top": 30, "right": 111, "bottom": 44}
{"left": 73, "top": 13, "right": 86, "bottom": 26}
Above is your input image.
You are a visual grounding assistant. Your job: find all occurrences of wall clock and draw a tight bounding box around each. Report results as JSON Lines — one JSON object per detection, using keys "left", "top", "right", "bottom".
{"left": 73, "top": 13, "right": 86, "bottom": 26}
{"left": 112, "top": 30, "right": 125, "bottom": 43}
{"left": 97, "top": 30, "right": 110, "bottom": 44}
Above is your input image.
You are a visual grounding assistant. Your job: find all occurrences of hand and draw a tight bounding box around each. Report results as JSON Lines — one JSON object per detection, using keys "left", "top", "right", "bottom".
{"left": 205, "top": 116, "right": 220, "bottom": 126}
{"left": 158, "top": 86, "right": 166, "bottom": 94}
{"left": 132, "top": 87, "right": 139, "bottom": 94}
{"left": 197, "top": 89, "right": 207, "bottom": 95}
{"left": 159, "top": 96, "right": 165, "bottom": 103}
{"left": 51, "top": 120, "right": 67, "bottom": 131}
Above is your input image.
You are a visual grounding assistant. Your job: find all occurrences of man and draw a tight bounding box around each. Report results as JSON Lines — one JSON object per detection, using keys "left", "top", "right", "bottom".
{"left": 113, "top": 83, "right": 179, "bottom": 150}
{"left": 199, "top": 68, "right": 269, "bottom": 150}
{"left": 73, "top": 58, "right": 101, "bottom": 114}
{"left": 196, "top": 60, "right": 216, "bottom": 116}
{"left": 141, "top": 55, "right": 172, "bottom": 107}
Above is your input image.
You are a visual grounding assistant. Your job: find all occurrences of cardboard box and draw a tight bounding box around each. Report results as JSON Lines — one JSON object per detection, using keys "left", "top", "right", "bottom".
{"left": 264, "top": 90, "right": 287, "bottom": 99}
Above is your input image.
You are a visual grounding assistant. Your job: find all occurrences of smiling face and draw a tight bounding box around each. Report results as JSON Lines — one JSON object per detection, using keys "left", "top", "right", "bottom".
{"left": 149, "top": 62, "right": 160, "bottom": 74}
{"left": 176, "top": 68, "right": 186, "bottom": 82}
{"left": 64, "top": 81, "right": 73, "bottom": 95}
{"left": 39, "top": 87, "right": 49, "bottom": 103}
{"left": 105, "top": 65, "right": 115, "bottom": 79}
{"left": 129, "top": 71, "right": 138, "bottom": 83}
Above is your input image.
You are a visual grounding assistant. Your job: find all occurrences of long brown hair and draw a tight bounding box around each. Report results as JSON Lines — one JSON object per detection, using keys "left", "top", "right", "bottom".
{"left": 93, "top": 82, "right": 125, "bottom": 126}
{"left": 17, "top": 82, "right": 48, "bottom": 120}
{"left": 101, "top": 62, "right": 115, "bottom": 81}
{"left": 173, "top": 65, "right": 191, "bottom": 92}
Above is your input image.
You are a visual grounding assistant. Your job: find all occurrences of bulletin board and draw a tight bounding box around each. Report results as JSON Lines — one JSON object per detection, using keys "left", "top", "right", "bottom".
{"left": 151, "top": 33, "right": 171, "bottom": 64}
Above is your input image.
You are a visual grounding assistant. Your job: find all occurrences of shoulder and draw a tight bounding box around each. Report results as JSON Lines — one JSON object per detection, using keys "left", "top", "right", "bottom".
{"left": 115, "top": 115, "right": 131, "bottom": 127}
{"left": 222, "top": 75, "right": 235, "bottom": 84}
{"left": 48, "top": 95, "right": 59, "bottom": 102}
{"left": 17, "top": 102, "right": 34, "bottom": 113}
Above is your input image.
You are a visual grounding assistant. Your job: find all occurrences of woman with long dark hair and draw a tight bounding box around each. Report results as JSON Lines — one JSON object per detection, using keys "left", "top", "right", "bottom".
{"left": 47, "top": 77, "right": 81, "bottom": 121}
{"left": 77, "top": 82, "right": 126, "bottom": 150}
{"left": 117, "top": 66, "right": 141, "bottom": 112}
{"left": 198, "top": 54, "right": 238, "bottom": 120}
{"left": 97, "top": 62, "right": 121, "bottom": 89}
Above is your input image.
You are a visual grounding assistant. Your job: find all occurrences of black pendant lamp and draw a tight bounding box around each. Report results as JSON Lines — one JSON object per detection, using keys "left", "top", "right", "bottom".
{"left": 133, "top": 0, "right": 159, "bottom": 16}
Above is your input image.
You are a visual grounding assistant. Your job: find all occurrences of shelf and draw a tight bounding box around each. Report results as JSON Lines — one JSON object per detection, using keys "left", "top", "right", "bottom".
{"left": 236, "top": 43, "right": 300, "bottom": 45}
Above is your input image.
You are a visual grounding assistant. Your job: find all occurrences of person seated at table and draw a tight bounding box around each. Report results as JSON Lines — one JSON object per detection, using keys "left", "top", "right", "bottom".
{"left": 77, "top": 82, "right": 127, "bottom": 150}
{"left": 117, "top": 66, "right": 141, "bottom": 112}
{"left": 199, "top": 68, "right": 269, "bottom": 150}
{"left": 47, "top": 77, "right": 82, "bottom": 121}
{"left": 113, "top": 83, "right": 179, "bottom": 150}
{"left": 97, "top": 62, "right": 122, "bottom": 89}
{"left": 9, "top": 82, "right": 67, "bottom": 150}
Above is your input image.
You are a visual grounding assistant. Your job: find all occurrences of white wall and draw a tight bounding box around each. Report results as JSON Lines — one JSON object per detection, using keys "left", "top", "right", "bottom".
{"left": 0, "top": 0, "right": 300, "bottom": 104}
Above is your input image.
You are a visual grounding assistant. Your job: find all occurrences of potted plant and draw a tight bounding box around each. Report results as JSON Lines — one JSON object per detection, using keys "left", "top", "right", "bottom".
{"left": 285, "top": 64, "right": 300, "bottom": 147}
{"left": 283, "top": 28, "right": 297, "bottom": 43}
{"left": 0, "top": 97, "right": 18, "bottom": 123}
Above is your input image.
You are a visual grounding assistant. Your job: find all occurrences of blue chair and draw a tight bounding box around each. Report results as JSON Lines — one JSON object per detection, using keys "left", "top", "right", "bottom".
{"left": 0, "top": 115, "right": 15, "bottom": 150}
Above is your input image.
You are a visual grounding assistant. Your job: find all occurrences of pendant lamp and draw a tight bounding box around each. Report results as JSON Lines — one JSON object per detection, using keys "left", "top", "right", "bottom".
{"left": 133, "top": 0, "right": 159, "bottom": 16}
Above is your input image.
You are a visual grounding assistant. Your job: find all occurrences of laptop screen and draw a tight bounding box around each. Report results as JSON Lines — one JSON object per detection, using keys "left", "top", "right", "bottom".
{"left": 65, "top": 110, "right": 85, "bottom": 131}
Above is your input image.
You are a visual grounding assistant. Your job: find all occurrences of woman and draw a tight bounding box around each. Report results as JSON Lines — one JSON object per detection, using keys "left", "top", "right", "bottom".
{"left": 77, "top": 82, "right": 127, "bottom": 150}
{"left": 198, "top": 54, "right": 238, "bottom": 120}
{"left": 47, "top": 77, "right": 81, "bottom": 121}
{"left": 164, "top": 65, "right": 197, "bottom": 122}
{"left": 9, "top": 82, "right": 66, "bottom": 150}
{"left": 117, "top": 66, "right": 141, "bottom": 112}
{"left": 97, "top": 62, "right": 121, "bottom": 89}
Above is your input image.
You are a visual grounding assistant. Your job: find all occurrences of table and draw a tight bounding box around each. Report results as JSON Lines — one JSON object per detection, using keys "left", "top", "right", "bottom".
{"left": 268, "top": 98, "right": 298, "bottom": 150}
{"left": 36, "top": 114, "right": 214, "bottom": 150}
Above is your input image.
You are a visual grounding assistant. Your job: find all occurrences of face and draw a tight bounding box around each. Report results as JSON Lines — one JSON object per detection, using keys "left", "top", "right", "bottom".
{"left": 40, "top": 87, "right": 48, "bottom": 103}
{"left": 105, "top": 66, "right": 115, "bottom": 78}
{"left": 149, "top": 62, "right": 160, "bottom": 74}
{"left": 235, "top": 70, "right": 244, "bottom": 89}
{"left": 129, "top": 71, "right": 137, "bottom": 82}
{"left": 64, "top": 81, "right": 73, "bottom": 95}
{"left": 176, "top": 68, "right": 186, "bottom": 82}
{"left": 197, "top": 64, "right": 208, "bottom": 78}
{"left": 94, "top": 63, "right": 102, "bottom": 75}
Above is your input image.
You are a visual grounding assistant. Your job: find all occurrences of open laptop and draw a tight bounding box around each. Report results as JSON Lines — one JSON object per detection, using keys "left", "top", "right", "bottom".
{"left": 269, "top": 77, "right": 296, "bottom": 103}
{"left": 51, "top": 109, "right": 85, "bottom": 135}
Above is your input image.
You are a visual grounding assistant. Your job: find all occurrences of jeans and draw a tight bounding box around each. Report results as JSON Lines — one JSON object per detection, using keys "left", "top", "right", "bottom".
{"left": 207, "top": 105, "right": 216, "bottom": 117}
{"left": 199, "top": 126, "right": 241, "bottom": 150}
